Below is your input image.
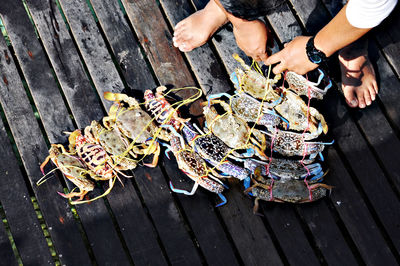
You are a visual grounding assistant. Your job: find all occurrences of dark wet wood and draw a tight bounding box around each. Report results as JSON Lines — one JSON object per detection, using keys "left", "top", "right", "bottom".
{"left": 162, "top": 158, "right": 240, "bottom": 265}
{"left": 0, "top": 10, "right": 92, "bottom": 265}
{"left": 1, "top": 1, "right": 134, "bottom": 264}
{"left": 0, "top": 118, "right": 46, "bottom": 266}
{"left": 25, "top": 0, "right": 104, "bottom": 126}
{"left": 0, "top": 0, "right": 399, "bottom": 264}
{"left": 0, "top": 218, "right": 17, "bottom": 266}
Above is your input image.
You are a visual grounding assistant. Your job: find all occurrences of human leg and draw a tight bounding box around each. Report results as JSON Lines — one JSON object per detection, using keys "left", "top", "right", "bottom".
{"left": 338, "top": 39, "right": 378, "bottom": 108}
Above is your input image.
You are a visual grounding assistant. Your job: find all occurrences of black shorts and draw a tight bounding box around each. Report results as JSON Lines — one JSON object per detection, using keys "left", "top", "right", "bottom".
{"left": 219, "top": 0, "right": 287, "bottom": 20}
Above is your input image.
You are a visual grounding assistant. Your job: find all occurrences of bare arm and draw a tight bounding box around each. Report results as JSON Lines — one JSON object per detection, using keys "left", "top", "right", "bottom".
{"left": 264, "top": 4, "right": 372, "bottom": 74}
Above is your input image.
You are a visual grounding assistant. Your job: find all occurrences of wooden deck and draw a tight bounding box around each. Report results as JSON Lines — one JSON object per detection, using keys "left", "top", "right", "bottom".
{"left": 0, "top": 0, "right": 399, "bottom": 265}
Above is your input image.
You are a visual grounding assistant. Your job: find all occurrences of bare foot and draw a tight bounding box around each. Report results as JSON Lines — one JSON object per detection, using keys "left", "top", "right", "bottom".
{"left": 173, "top": 0, "right": 228, "bottom": 52}
{"left": 339, "top": 45, "right": 378, "bottom": 108}
{"left": 231, "top": 18, "right": 270, "bottom": 61}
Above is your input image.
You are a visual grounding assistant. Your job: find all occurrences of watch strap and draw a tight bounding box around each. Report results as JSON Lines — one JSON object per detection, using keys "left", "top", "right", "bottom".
{"left": 306, "top": 36, "right": 327, "bottom": 65}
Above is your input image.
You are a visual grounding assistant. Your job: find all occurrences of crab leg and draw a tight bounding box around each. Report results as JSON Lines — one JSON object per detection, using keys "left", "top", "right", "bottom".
{"left": 215, "top": 193, "right": 227, "bottom": 207}
{"left": 169, "top": 181, "right": 199, "bottom": 196}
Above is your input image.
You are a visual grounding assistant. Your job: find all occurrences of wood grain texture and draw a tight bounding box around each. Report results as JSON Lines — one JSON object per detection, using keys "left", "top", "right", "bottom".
{"left": 162, "top": 158, "right": 240, "bottom": 265}
{"left": 25, "top": 0, "right": 104, "bottom": 127}
{"left": 325, "top": 147, "right": 397, "bottom": 264}
{"left": 57, "top": 0, "right": 124, "bottom": 111}
{"left": 88, "top": 0, "right": 157, "bottom": 91}
{"left": 0, "top": 215, "right": 18, "bottom": 266}
{"left": 0, "top": 117, "right": 54, "bottom": 265}
{"left": 2, "top": 1, "right": 133, "bottom": 264}
{"left": 134, "top": 166, "right": 203, "bottom": 266}
{"left": 0, "top": 13, "right": 91, "bottom": 265}
{"left": 0, "top": 0, "right": 74, "bottom": 143}
{"left": 121, "top": 0, "right": 205, "bottom": 116}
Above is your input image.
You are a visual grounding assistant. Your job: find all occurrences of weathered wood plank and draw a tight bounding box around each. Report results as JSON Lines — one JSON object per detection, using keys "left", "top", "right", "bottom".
{"left": 260, "top": 205, "right": 321, "bottom": 265}
{"left": 103, "top": 179, "right": 168, "bottom": 265}
{"left": 0, "top": 214, "right": 18, "bottom": 266}
{"left": 0, "top": 116, "right": 53, "bottom": 265}
{"left": 218, "top": 182, "right": 284, "bottom": 265}
{"left": 291, "top": 0, "right": 400, "bottom": 252}
{"left": 0, "top": 15, "right": 89, "bottom": 266}
{"left": 27, "top": 0, "right": 168, "bottom": 264}
{"left": 162, "top": 158, "right": 240, "bottom": 265}
{"left": 288, "top": 0, "right": 330, "bottom": 35}
{"left": 25, "top": 0, "right": 104, "bottom": 126}
{"left": 87, "top": 0, "right": 157, "bottom": 91}
{"left": 159, "top": 1, "right": 287, "bottom": 264}
{"left": 297, "top": 201, "right": 359, "bottom": 265}
{"left": 120, "top": 0, "right": 194, "bottom": 88}
{"left": 121, "top": 0, "right": 205, "bottom": 116}
{"left": 71, "top": 0, "right": 205, "bottom": 263}
{"left": 57, "top": 0, "right": 124, "bottom": 111}
{"left": 325, "top": 147, "right": 397, "bottom": 264}
{"left": 134, "top": 166, "right": 203, "bottom": 265}
{"left": 265, "top": 1, "right": 303, "bottom": 44}
{"left": 1, "top": 1, "right": 132, "bottom": 264}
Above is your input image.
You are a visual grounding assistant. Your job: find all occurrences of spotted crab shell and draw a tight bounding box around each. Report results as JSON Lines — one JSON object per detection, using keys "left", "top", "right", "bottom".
{"left": 252, "top": 180, "right": 328, "bottom": 203}
{"left": 116, "top": 108, "right": 159, "bottom": 143}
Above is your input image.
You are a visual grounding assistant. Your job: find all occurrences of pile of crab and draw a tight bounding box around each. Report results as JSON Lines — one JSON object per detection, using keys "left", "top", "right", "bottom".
{"left": 39, "top": 54, "right": 334, "bottom": 210}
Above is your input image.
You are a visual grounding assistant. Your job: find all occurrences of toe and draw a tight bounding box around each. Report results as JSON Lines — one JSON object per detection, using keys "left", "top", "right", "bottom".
{"left": 356, "top": 90, "right": 366, "bottom": 108}
{"left": 342, "top": 85, "right": 358, "bottom": 108}
{"left": 369, "top": 85, "right": 377, "bottom": 101}
{"left": 372, "top": 80, "right": 379, "bottom": 94}
{"left": 364, "top": 89, "right": 372, "bottom": 106}
{"left": 174, "top": 20, "right": 186, "bottom": 30}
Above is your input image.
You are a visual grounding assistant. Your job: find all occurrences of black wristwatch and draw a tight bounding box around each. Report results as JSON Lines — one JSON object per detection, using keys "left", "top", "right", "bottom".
{"left": 306, "top": 36, "right": 327, "bottom": 65}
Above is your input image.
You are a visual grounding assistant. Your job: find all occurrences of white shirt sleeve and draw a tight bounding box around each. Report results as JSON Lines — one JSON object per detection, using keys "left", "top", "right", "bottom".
{"left": 346, "top": 0, "right": 398, "bottom": 28}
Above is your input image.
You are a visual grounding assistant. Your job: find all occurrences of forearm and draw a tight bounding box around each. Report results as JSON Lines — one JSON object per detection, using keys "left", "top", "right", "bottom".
{"left": 313, "top": 4, "right": 371, "bottom": 57}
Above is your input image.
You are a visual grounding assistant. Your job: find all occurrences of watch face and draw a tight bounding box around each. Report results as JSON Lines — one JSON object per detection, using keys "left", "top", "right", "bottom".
{"left": 310, "top": 54, "right": 322, "bottom": 64}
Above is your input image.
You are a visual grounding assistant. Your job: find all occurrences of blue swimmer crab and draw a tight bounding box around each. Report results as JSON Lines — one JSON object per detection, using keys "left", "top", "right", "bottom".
{"left": 244, "top": 157, "right": 324, "bottom": 182}
{"left": 263, "top": 123, "right": 334, "bottom": 160}
{"left": 103, "top": 92, "right": 170, "bottom": 167}
{"left": 161, "top": 125, "right": 227, "bottom": 207}
{"left": 231, "top": 53, "right": 282, "bottom": 103}
{"left": 40, "top": 144, "right": 95, "bottom": 202}
{"left": 272, "top": 89, "right": 328, "bottom": 134}
{"left": 285, "top": 69, "right": 332, "bottom": 100}
{"left": 182, "top": 122, "right": 251, "bottom": 185}
{"left": 202, "top": 100, "right": 269, "bottom": 160}
{"left": 245, "top": 167, "right": 332, "bottom": 212}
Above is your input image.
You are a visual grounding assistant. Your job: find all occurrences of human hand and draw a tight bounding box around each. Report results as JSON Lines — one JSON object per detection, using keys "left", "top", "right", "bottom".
{"left": 264, "top": 36, "right": 318, "bottom": 74}
{"left": 232, "top": 19, "right": 271, "bottom": 62}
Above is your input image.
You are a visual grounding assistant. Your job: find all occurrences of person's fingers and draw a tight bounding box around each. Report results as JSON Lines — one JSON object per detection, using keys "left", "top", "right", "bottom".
{"left": 259, "top": 53, "right": 269, "bottom": 62}
{"left": 272, "top": 62, "right": 286, "bottom": 74}
{"left": 264, "top": 50, "right": 283, "bottom": 66}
